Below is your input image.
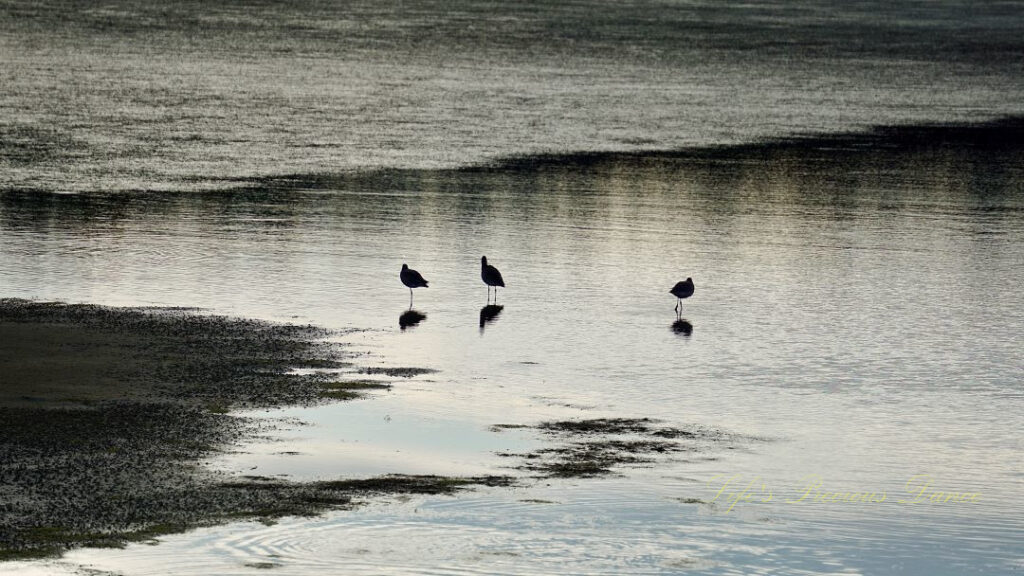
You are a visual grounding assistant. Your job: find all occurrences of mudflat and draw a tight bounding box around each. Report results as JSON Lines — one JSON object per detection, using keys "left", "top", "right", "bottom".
{"left": 0, "top": 299, "right": 507, "bottom": 559}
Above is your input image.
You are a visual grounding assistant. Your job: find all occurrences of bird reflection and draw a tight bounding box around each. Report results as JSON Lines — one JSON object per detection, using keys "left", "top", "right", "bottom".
{"left": 479, "top": 304, "right": 504, "bottom": 334}
{"left": 671, "top": 318, "right": 693, "bottom": 337}
{"left": 399, "top": 309, "right": 427, "bottom": 330}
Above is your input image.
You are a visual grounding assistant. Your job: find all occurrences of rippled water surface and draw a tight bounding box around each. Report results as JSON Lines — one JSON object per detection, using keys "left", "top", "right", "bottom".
{"left": 2, "top": 0, "right": 1024, "bottom": 574}
{"left": 3, "top": 0, "right": 1024, "bottom": 192}
{"left": 3, "top": 127, "right": 1023, "bottom": 574}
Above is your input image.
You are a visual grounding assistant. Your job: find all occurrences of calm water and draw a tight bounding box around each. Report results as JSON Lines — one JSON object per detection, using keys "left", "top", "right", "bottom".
{"left": 2, "top": 0, "right": 1024, "bottom": 574}
{"left": 2, "top": 131, "right": 1023, "bottom": 575}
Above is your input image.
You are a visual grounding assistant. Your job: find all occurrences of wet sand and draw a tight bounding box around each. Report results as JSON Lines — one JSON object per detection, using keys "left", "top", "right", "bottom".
{"left": 0, "top": 300, "right": 508, "bottom": 559}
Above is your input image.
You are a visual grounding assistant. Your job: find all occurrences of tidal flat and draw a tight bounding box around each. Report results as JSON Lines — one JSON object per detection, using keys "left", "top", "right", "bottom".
{"left": 0, "top": 300, "right": 720, "bottom": 561}
{"left": 0, "top": 299, "right": 512, "bottom": 559}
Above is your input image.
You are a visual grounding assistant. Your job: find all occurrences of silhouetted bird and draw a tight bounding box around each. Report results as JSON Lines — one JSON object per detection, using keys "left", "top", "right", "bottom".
{"left": 481, "top": 256, "right": 505, "bottom": 303}
{"left": 670, "top": 277, "right": 694, "bottom": 313}
{"left": 400, "top": 263, "right": 428, "bottom": 307}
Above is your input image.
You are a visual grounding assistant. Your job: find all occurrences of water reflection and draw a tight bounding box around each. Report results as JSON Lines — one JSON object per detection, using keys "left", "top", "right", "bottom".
{"left": 3, "top": 119, "right": 1023, "bottom": 236}
{"left": 398, "top": 309, "right": 426, "bottom": 330}
{"left": 479, "top": 304, "right": 504, "bottom": 334}
{"left": 3, "top": 119, "right": 1024, "bottom": 574}
{"left": 671, "top": 318, "right": 693, "bottom": 337}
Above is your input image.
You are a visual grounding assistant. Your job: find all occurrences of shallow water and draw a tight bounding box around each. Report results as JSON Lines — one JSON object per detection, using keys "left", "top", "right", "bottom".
{"left": 3, "top": 0, "right": 1024, "bottom": 574}
{"left": 3, "top": 128, "right": 1023, "bottom": 574}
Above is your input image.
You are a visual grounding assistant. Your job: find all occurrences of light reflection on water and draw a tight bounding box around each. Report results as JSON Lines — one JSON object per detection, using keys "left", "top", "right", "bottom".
{"left": 3, "top": 0, "right": 1024, "bottom": 570}
{"left": 15, "top": 481, "right": 1024, "bottom": 575}
{"left": 2, "top": 126, "right": 1023, "bottom": 573}
{"left": 5, "top": 0, "right": 1024, "bottom": 194}
{"left": 214, "top": 391, "right": 543, "bottom": 479}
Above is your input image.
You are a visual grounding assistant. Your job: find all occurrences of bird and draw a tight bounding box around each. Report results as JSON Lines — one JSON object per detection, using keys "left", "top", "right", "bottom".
{"left": 481, "top": 256, "right": 505, "bottom": 303}
{"left": 670, "top": 277, "right": 694, "bottom": 313}
{"left": 400, "top": 263, "right": 428, "bottom": 307}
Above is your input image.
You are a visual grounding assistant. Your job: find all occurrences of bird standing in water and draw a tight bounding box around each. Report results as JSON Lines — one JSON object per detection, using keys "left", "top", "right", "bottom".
{"left": 670, "top": 277, "right": 694, "bottom": 313}
{"left": 481, "top": 256, "right": 505, "bottom": 303}
{"left": 400, "top": 263, "right": 428, "bottom": 308}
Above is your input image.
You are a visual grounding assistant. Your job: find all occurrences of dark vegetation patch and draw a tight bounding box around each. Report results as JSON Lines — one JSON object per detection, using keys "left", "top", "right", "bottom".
{"left": 310, "top": 474, "right": 513, "bottom": 494}
{"left": 536, "top": 417, "right": 663, "bottom": 435}
{"left": 319, "top": 380, "right": 392, "bottom": 401}
{"left": 0, "top": 298, "right": 345, "bottom": 409}
{"left": 357, "top": 366, "right": 437, "bottom": 378}
{"left": 490, "top": 424, "right": 530, "bottom": 432}
{"left": 495, "top": 418, "right": 743, "bottom": 478}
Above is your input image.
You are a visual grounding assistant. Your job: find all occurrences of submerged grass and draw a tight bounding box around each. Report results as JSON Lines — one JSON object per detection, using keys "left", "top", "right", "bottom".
{"left": 358, "top": 366, "right": 438, "bottom": 378}
{"left": 496, "top": 418, "right": 744, "bottom": 478}
{"left": 319, "top": 380, "right": 392, "bottom": 400}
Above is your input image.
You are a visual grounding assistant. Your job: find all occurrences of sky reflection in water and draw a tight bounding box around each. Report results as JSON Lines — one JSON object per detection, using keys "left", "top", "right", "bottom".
{"left": 2, "top": 123, "right": 1023, "bottom": 574}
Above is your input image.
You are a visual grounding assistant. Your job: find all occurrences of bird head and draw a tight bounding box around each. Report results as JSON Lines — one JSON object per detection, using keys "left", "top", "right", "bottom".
{"left": 481, "top": 256, "right": 487, "bottom": 265}
{"left": 402, "top": 263, "right": 408, "bottom": 270}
